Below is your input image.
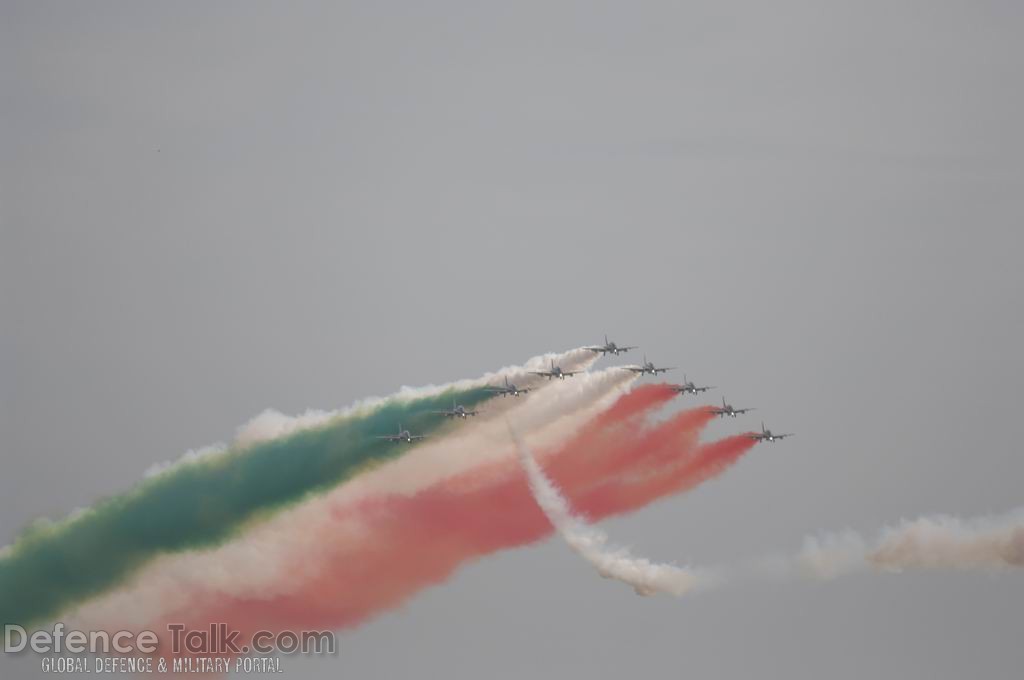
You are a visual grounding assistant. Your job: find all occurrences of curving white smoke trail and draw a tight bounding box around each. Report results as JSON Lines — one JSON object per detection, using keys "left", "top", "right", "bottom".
{"left": 510, "top": 412, "right": 1023, "bottom": 596}
{"left": 510, "top": 424, "right": 716, "bottom": 597}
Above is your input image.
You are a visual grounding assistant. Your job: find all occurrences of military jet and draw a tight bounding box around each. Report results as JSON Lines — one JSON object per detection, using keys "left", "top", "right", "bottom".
{"left": 584, "top": 335, "right": 637, "bottom": 356}
{"left": 485, "top": 376, "right": 532, "bottom": 397}
{"left": 530, "top": 360, "right": 582, "bottom": 380}
{"left": 710, "top": 397, "right": 754, "bottom": 418}
{"left": 432, "top": 398, "right": 480, "bottom": 419}
{"left": 746, "top": 422, "right": 794, "bottom": 442}
{"left": 623, "top": 354, "right": 674, "bottom": 376}
{"left": 671, "top": 374, "right": 714, "bottom": 395}
{"left": 376, "top": 424, "right": 428, "bottom": 443}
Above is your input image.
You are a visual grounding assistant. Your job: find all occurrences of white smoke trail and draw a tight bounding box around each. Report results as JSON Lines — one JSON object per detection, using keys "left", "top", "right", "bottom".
{"left": 145, "top": 347, "right": 596, "bottom": 475}
{"left": 510, "top": 424, "right": 716, "bottom": 597}
{"left": 510, "top": 415, "right": 1023, "bottom": 594}
{"left": 799, "top": 508, "right": 1024, "bottom": 579}
{"left": 233, "top": 347, "right": 597, "bottom": 447}
{"left": 143, "top": 443, "right": 227, "bottom": 479}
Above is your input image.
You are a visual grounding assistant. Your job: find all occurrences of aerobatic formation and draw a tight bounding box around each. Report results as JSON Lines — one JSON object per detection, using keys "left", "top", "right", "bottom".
{"left": 375, "top": 337, "right": 788, "bottom": 445}
{"left": 0, "top": 340, "right": 1019, "bottom": 667}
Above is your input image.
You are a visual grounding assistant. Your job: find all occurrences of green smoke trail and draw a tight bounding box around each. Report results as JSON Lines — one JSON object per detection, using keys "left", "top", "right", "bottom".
{"left": 0, "top": 387, "right": 493, "bottom": 628}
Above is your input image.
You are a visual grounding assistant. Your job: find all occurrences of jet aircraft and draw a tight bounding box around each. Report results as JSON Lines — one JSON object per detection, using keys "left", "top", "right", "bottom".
{"left": 710, "top": 397, "right": 754, "bottom": 418}
{"left": 584, "top": 335, "right": 637, "bottom": 356}
{"left": 485, "top": 376, "right": 532, "bottom": 397}
{"left": 376, "top": 424, "right": 428, "bottom": 443}
{"left": 530, "top": 360, "right": 582, "bottom": 380}
{"left": 432, "top": 399, "right": 480, "bottom": 419}
{"left": 746, "top": 422, "right": 794, "bottom": 442}
{"left": 671, "top": 374, "right": 714, "bottom": 395}
{"left": 623, "top": 354, "right": 674, "bottom": 376}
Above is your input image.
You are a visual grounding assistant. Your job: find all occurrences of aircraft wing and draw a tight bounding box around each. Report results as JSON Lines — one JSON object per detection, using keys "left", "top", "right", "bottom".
{"left": 622, "top": 366, "right": 645, "bottom": 373}
{"left": 734, "top": 408, "right": 755, "bottom": 415}
{"left": 653, "top": 367, "right": 675, "bottom": 374}
{"left": 408, "top": 434, "right": 428, "bottom": 441}
{"left": 583, "top": 346, "right": 607, "bottom": 353}
{"left": 776, "top": 433, "right": 794, "bottom": 439}
{"left": 618, "top": 346, "right": 638, "bottom": 352}
{"left": 695, "top": 386, "right": 714, "bottom": 392}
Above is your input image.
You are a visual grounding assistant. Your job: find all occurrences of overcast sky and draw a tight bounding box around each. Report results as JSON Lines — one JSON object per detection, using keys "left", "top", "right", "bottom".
{"left": 2, "top": 2, "right": 1023, "bottom": 678}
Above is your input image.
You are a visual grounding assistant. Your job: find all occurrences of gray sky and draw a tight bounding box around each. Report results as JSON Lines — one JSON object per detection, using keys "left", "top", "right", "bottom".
{"left": 2, "top": 1, "right": 1022, "bottom": 678}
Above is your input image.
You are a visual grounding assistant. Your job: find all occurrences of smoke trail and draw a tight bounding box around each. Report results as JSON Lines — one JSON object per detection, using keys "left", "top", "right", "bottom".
{"left": 69, "top": 372, "right": 646, "bottom": 631}
{"left": 75, "top": 387, "right": 732, "bottom": 647}
{"left": 72, "top": 385, "right": 704, "bottom": 639}
{"left": 510, "top": 424, "right": 714, "bottom": 596}
{"left": 1, "top": 348, "right": 595, "bottom": 628}
{"left": 125, "top": 436, "right": 1020, "bottom": 652}
{"left": 799, "top": 508, "right": 1024, "bottom": 578}
{"left": 573, "top": 431, "right": 755, "bottom": 519}
{"left": 0, "top": 387, "right": 497, "bottom": 628}
{"left": 147, "top": 347, "right": 597, "bottom": 473}
{"left": 71, "top": 392, "right": 763, "bottom": 647}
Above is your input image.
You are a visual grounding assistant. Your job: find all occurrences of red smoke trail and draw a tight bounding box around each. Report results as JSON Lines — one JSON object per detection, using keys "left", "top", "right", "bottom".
{"left": 575, "top": 435, "right": 757, "bottom": 518}
{"left": 146, "top": 390, "right": 754, "bottom": 662}
{"left": 568, "top": 406, "right": 717, "bottom": 483}
{"left": 417, "top": 383, "right": 679, "bottom": 495}
{"left": 542, "top": 384, "right": 685, "bottom": 483}
{"left": 583, "top": 382, "right": 680, "bottom": 428}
